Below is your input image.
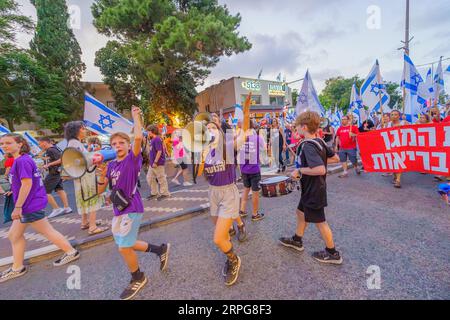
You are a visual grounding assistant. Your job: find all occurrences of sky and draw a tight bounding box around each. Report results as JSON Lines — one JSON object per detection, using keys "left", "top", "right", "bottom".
{"left": 14, "top": 0, "right": 450, "bottom": 94}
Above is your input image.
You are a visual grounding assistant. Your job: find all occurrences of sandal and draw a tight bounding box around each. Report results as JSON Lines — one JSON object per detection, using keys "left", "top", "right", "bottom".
{"left": 88, "top": 226, "right": 109, "bottom": 235}
{"left": 338, "top": 173, "right": 349, "bottom": 178}
{"left": 394, "top": 181, "right": 401, "bottom": 188}
{"left": 81, "top": 220, "right": 103, "bottom": 230}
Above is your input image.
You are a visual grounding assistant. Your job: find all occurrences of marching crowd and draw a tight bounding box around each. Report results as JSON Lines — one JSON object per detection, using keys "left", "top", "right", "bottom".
{"left": 0, "top": 101, "right": 449, "bottom": 300}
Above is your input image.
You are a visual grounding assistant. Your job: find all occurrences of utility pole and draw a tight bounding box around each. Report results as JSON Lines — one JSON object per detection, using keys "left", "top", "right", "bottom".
{"left": 404, "top": 0, "right": 410, "bottom": 55}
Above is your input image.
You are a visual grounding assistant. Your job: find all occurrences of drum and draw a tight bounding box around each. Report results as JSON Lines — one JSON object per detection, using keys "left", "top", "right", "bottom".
{"left": 260, "top": 176, "right": 298, "bottom": 198}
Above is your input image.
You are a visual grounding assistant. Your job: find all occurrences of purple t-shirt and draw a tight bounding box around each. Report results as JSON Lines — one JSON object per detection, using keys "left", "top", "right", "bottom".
{"left": 149, "top": 136, "right": 165, "bottom": 166}
{"left": 204, "top": 146, "right": 236, "bottom": 187}
{"left": 107, "top": 151, "right": 144, "bottom": 216}
{"left": 10, "top": 154, "right": 47, "bottom": 214}
{"left": 239, "top": 134, "right": 264, "bottom": 174}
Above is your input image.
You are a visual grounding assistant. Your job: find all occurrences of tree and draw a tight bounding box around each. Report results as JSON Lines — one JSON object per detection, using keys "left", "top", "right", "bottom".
{"left": 30, "top": 0, "right": 86, "bottom": 128}
{"left": 92, "top": 0, "right": 251, "bottom": 124}
{"left": 0, "top": 0, "right": 33, "bottom": 52}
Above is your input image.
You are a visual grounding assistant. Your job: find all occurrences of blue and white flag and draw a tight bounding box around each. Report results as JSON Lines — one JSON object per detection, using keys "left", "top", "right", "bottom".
{"left": 401, "top": 54, "right": 427, "bottom": 122}
{"left": 23, "top": 132, "right": 41, "bottom": 156}
{"left": 0, "top": 148, "right": 4, "bottom": 161}
{"left": 296, "top": 69, "right": 325, "bottom": 115}
{"left": 330, "top": 113, "right": 341, "bottom": 129}
{"left": 361, "top": 60, "right": 390, "bottom": 113}
{"left": 276, "top": 73, "right": 282, "bottom": 82}
{"left": 0, "top": 124, "right": 11, "bottom": 136}
{"left": 233, "top": 104, "right": 244, "bottom": 126}
{"left": 433, "top": 57, "right": 445, "bottom": 100}
{"left": 446, "top": 65, "right": 450, "bottom": 72}
{"left": 84, "top": 93, "right": 133, "bottom": 135}
{"left": 349, "top": 83, "right": 366, "bottom": 126}
{"left": 420, "top": 68, "right": 435, "bottom": 103}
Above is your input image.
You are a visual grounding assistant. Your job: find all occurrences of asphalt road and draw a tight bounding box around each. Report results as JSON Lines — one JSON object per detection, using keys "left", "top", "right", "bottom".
{"left": 0, "top": 171, "right": 449, "bottom": 300}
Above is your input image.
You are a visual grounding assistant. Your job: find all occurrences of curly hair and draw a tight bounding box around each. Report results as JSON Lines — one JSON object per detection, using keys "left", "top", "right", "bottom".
{"left": 64, "top": 121, "right": 85, "bottom": 141}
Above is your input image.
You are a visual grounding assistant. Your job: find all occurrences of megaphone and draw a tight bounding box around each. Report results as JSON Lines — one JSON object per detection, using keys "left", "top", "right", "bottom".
{"left": 182, "top": 121, "right": 211, "bottom": 153}
{"left": 61, "top": 148, "right": 117, "bottom": 179}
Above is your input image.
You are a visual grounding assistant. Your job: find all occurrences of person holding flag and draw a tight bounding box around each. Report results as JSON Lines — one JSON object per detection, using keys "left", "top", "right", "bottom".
{"left": 96, "top": 106, "right": 170, "bottom": 300}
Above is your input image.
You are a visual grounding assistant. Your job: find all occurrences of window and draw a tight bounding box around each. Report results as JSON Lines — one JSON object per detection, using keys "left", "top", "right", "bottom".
{"left": 270, "top": 96, "right": 285, "bottom": 107}
{"left": 241, "top": 95, "right": 261, "bottom": 105}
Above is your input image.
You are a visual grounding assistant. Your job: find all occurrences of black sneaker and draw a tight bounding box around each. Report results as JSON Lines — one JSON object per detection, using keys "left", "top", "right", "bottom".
{"left": 251, "top": 213, "right": 265, "bottom": 222}
{"left": 239, "top": 211, "right": 248, "bottom": 218}
{"left": 120, "top": 276, "right": 148, "bottom": 300}
{"left": 224, "top": 256, "right": 241, "bottom": 286}
{"left": 312, "top": 250, "right": 343, "bottom": 265}
{"left": 279, "top": 236, "right": 304, "bottom": 252}
{"left": 237, "top": 223, "right": 248, "bottom": 242}
{"left": 0, "top": 266, "right": 28, "bottom": 283}
{"left": 159, "top": 243, "right": 171, "bottom": 271}
{"left": 53, "top": 250, "right": 80, "bottom": 267}
{"left": 229, "top": 227, "right": 236, "bottom": 237}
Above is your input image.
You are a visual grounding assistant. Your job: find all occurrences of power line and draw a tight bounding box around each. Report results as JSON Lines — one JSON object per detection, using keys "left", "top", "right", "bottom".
{"left": 415, "top": 57, "right": 450, "bottom": 68}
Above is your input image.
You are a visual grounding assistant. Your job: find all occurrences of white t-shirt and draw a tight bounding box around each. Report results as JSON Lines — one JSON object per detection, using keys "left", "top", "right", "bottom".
{"left": 67, "top": 139, "right": 87, "bottom": 152}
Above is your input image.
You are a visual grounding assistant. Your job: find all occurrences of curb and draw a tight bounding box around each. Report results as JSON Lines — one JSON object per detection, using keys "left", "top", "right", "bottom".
{"left": 0, "top": 162, "right": 358, "bottom": 268}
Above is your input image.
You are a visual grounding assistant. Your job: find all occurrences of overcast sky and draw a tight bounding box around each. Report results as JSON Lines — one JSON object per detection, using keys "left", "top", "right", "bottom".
{"left": 15, "top": 0, "right": 450, "bottom": 93}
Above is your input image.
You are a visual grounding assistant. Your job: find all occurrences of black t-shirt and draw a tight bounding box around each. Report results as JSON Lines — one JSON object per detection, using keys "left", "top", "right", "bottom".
{"left": 323, "top": 125, "right": 333, "bottom": 142}
{"left": 297, "top": 138, "right": 334, "bottom": 209}
{"left": 45, "top": 146, "right": 62, "bottom": 175}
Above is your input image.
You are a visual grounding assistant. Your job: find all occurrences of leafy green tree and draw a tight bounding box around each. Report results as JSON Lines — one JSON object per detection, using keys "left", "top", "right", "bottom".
{"left": 0, "top": 0, "right": 33, "bottom": 52}
{"left": 30, "top": 0, "right": 86, "bottom": 127}
{"left": 92, "top": 0, "right": 252, "bottom": 124}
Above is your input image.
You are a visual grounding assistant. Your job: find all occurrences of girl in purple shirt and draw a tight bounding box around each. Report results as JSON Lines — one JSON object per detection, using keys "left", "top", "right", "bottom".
{"left": 0, "top": 134, "right": 80, "bottom": 284}
{"left": 203, "top": 121, "right": 244, "bottom": 286}
{"left": 97, "top": 106, "right": 170, "bottom": 300}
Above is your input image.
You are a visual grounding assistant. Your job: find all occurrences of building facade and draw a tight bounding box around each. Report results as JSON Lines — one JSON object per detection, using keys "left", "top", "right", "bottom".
{"left": 196, "top": 77, "right": 293, "bottom": 120}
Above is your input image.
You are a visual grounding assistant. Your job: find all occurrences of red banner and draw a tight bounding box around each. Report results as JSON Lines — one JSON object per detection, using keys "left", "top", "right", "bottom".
{"left": 357, "top": 123, "right": 450, "bottom": 175}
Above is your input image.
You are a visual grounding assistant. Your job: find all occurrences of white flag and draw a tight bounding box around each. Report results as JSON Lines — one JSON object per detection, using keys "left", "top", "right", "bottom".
{"left": 295, "top": 70, "right": 325, "bottom": 115}
{"left": 84, "top": 93, "right": 133, "bottom": 135}
{"left": 361, "top": 60, "right": 390, "bottom": 114}
{"left": 23, "top": 132, "right": 41, "bottom": 156}
{"left": 0, "top": 124, "right": 11, "bottom": 135}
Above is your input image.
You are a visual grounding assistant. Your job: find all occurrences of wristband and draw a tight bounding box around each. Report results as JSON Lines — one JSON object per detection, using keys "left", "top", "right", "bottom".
{"left": 15, "top": 206, "right": 22, "bottom": 209}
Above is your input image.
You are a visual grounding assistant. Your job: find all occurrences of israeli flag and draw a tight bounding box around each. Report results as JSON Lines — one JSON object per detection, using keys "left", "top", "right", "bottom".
{"left": 0, "top": 124, "right": 11, "bottom": 136}
{"left": 401, "top": 54, "right": 427, "bottom": 122}
{"left": 349, "top": 83, "right": 366, "bottom": 126}
{"left": 421, "top": 68, "right": 435, "bottom": 104}
{"left": 84, "top": 93, "right": 133, "bottom": 135}
{"left": 23, "top": 132, "right": 42, "bottom": 156}
{"left": 361, "top": 60, "right": 390, "bottom": 113}
{"left": 434, "top": 58, "right": 445, "bottom": 99}
{"left": 330, "top": 111, "right": 341, "bottom": 129}
{"left": 276, "top": 73, "right": 282, "bottom": 82}
{"left": 0, "top": 148, "right": 4, "bottom": 161}
{"left": 296, "top": 69, "right": 325, "bottom": 115}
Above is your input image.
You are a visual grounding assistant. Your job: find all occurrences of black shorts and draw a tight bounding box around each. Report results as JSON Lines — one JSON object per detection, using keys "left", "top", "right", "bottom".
{"left": 242, "top": 173, "right": 261, "bottom": 192}
{"left": 44, "top": 174, "right": 64, "bottom": 194}
{"left": 297, "top": 201, "right": 326, "bottom": 223}
{"left": 180, "top": 162, "right": 188, "bottom": 170}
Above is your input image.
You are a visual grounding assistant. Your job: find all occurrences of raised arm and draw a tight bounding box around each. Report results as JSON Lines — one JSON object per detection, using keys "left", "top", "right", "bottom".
{"left": 131, "top": 106, "right": 143, "bottom": 157}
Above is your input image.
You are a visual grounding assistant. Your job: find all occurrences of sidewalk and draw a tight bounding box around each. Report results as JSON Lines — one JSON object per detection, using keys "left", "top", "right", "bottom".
{"left": 0, "top": 162, "right": 351, "bottom": 267}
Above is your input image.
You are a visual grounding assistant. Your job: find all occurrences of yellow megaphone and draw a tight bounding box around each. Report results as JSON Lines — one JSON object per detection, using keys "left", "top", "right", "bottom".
{"left": 61, "top": 148, "right": 117, "bottom": 179}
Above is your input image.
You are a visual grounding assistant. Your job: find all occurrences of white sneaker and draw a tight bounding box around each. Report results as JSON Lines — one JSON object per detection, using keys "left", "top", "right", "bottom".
{"left": 183, "top": 181, "right": 193, "bottom": 187}
{"left": 171, "top": 178, "right": 181, "bottom": 185}
{"left": 48, "top": 208, "right": 65, "bottom": 218}
{"left": 63, "top": 207, "right": 73, "bottom": 214}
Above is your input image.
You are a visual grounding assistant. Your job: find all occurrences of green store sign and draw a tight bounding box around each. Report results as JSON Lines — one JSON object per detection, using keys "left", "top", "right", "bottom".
{"left": 268, "top": 83, "right": 286, "bottom": 96}
{"left": 241, "top": 80, "right": 261, "bottom": 91}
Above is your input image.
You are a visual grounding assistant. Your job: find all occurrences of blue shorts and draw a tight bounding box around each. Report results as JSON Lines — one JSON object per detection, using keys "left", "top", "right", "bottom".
{"left": 438, "top": 183, "right": 450, "bottom": 196}
{"left": 111, "top": 213, "right": 143, "bottom": 248}
{"left": 339, "top": 148, "right": 357, "bottom": 164}
{"left": 20, "top": 210, "right": 46, "bottom": 224}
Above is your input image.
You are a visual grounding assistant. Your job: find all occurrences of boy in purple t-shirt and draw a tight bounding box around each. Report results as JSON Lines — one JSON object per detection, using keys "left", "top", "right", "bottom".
{"left": 238, "top": 121, "right": 266, "bottom": 221}
{"left": 0, "top": 134, "right": 80, "bottom": 284}
{"left": 97, "top": 106, "right": 170, "bottom": 300}
{"left": 145, "top": 125, "right": 170, "bottom": 200}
